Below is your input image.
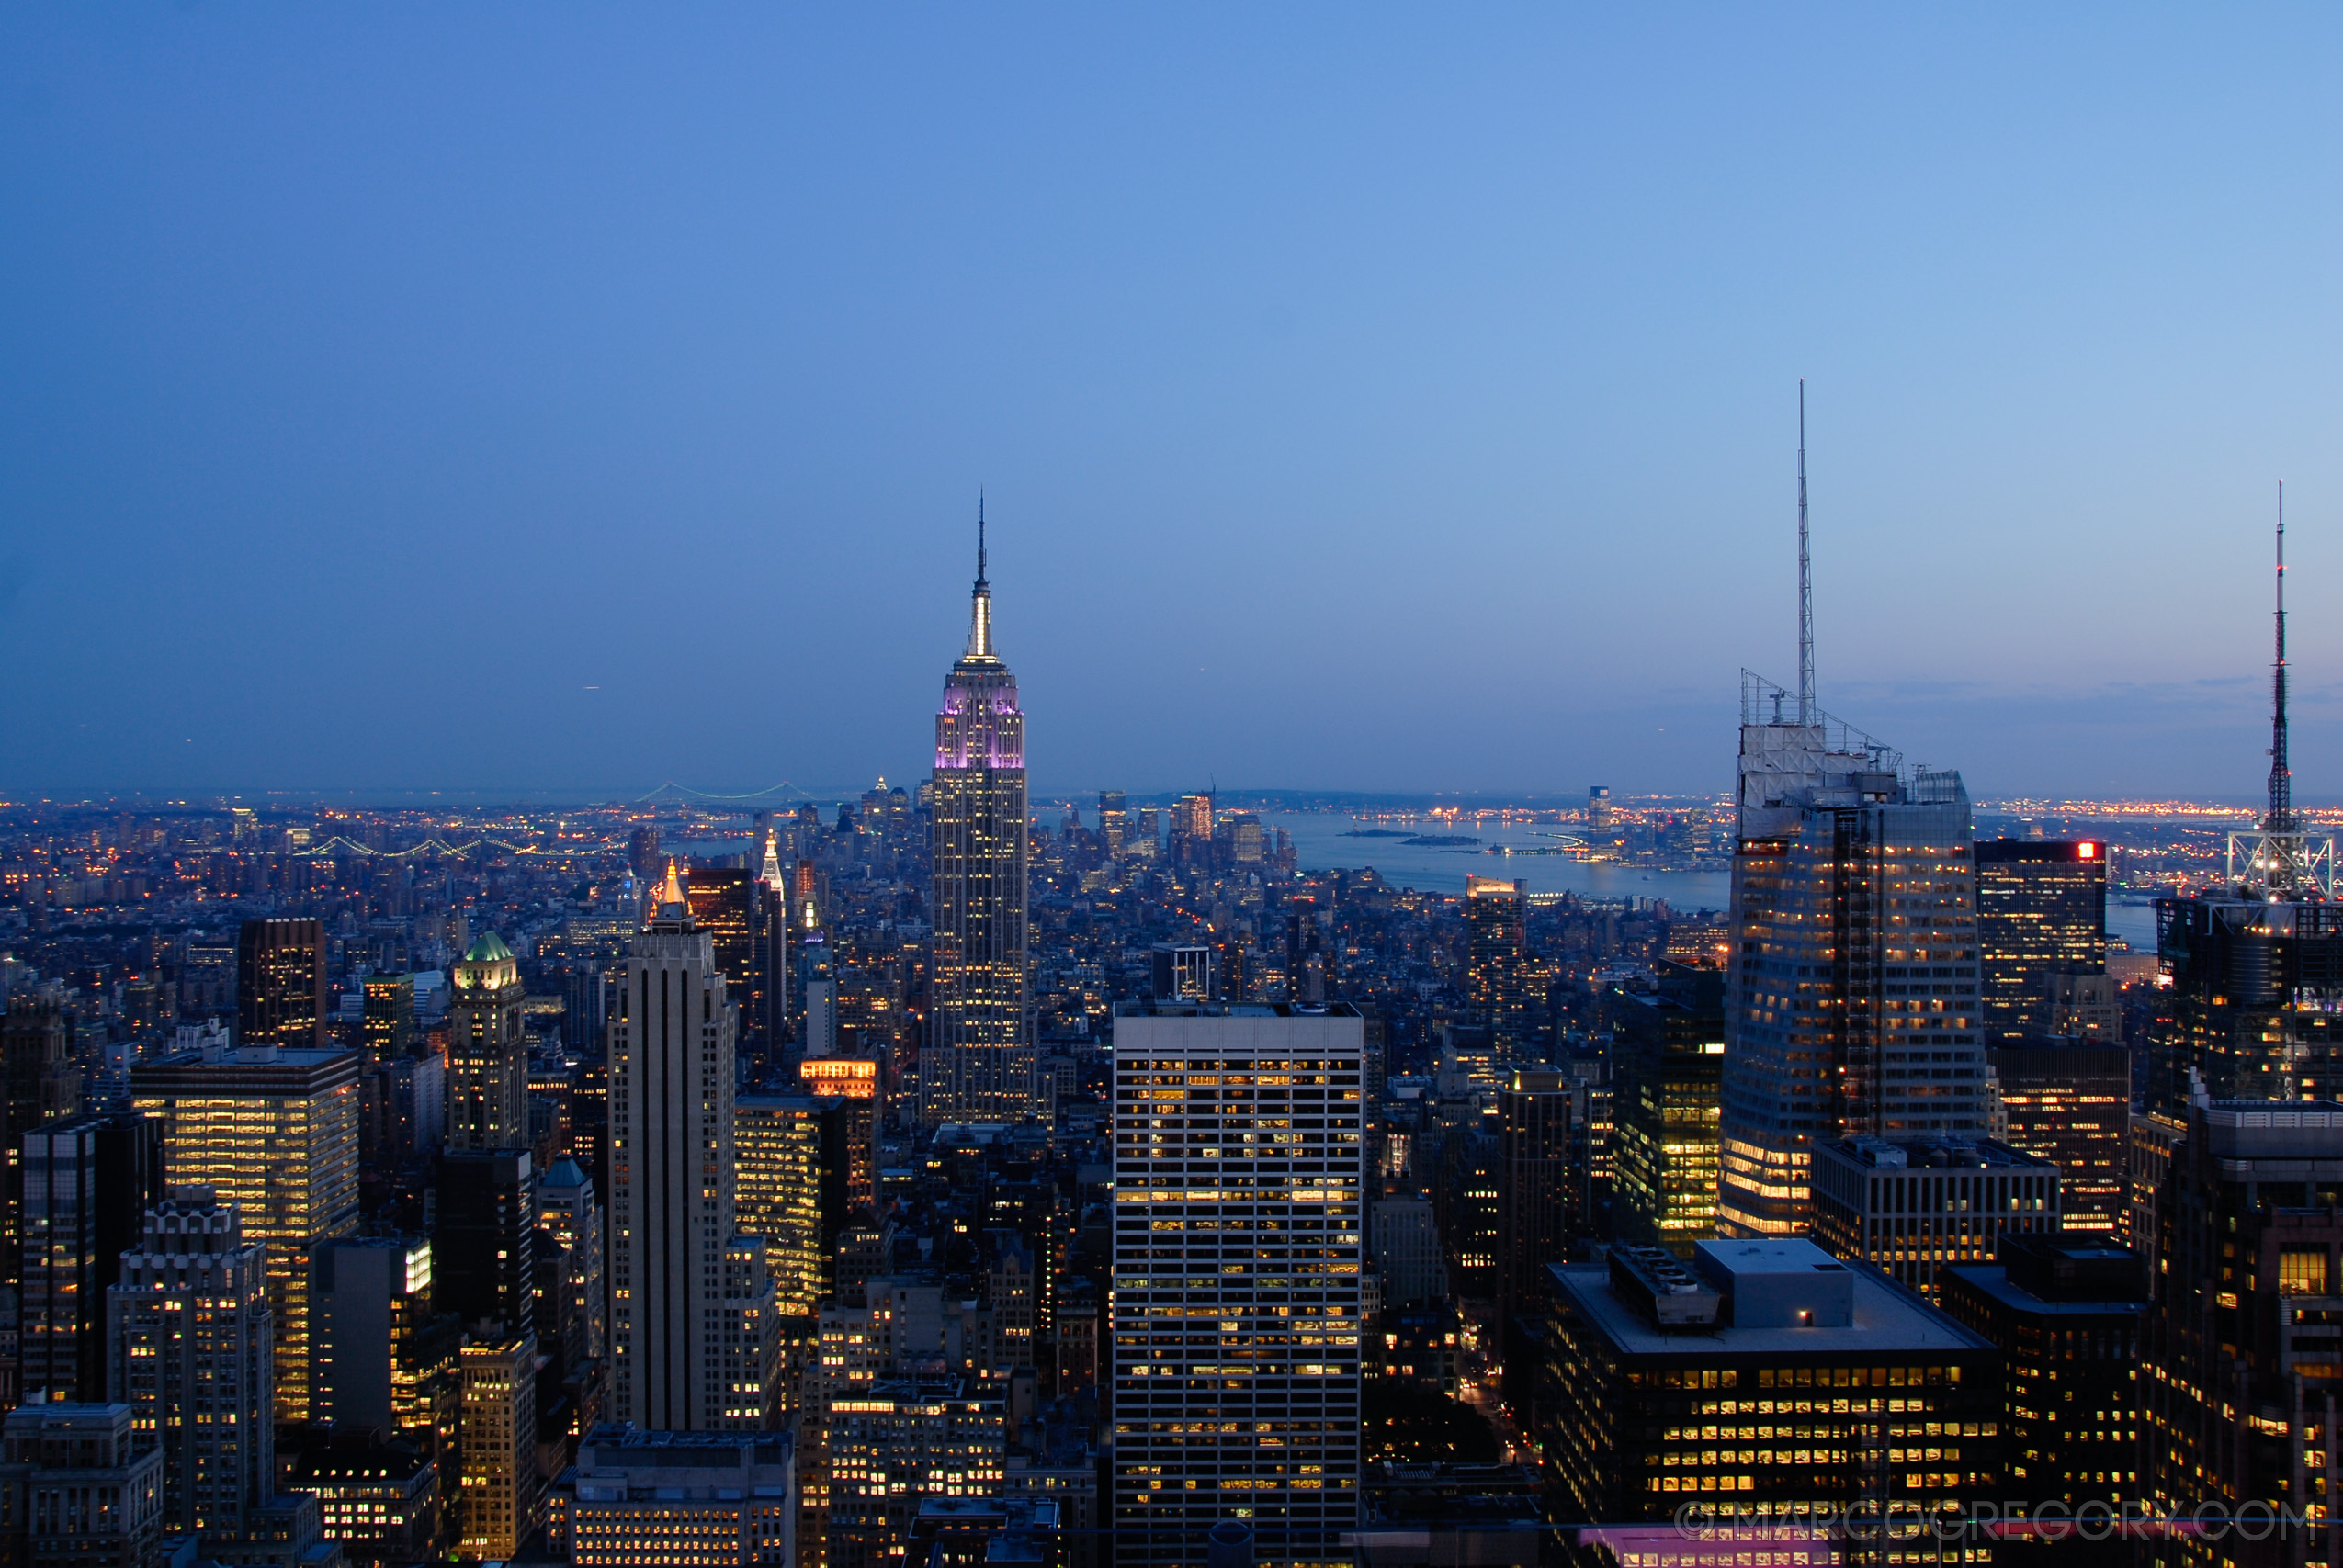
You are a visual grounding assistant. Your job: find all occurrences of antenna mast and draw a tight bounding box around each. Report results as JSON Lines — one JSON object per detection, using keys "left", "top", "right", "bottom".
{"left": 1797, "top": 380, "right": 1815, "bottom": 726}
{"left": 2270, "top": 480, "right": 2292, "bottom": 831}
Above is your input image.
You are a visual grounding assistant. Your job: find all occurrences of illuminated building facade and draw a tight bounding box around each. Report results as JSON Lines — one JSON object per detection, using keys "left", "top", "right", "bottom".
{"left": 800, "top": 1055, "right": 877, "bottom": 1212}
{"left": 607, "top": 880, "right": 775, "bottom": 1432}
{"left": 2142, "top": 1099, "right": 2343, "bottom": 1568}
{"left": 1540, "top": 1238, "right": 2003, "bottom": 1562}
{"left": 458, "top": 1330, "right": 544, "bottom": 1560}
{"left": 131, "top": 1042, "right": 361, "bottom": 1421}
{"left": 922, "top": 520, "right": 1035, "bottom": 1126}
{"left": 827, "top": 1377, "right": 1005, "bottom": 1568}
{"left": 735, "top": 1094, "right": 830, "bottom": 1316}
{"left": 447, "top": 931, "right": 528, "bottom": 1150}
{"left": 1610, "top": 965, "right": 1726, "bottom": 1258}
{"left": 1975, "top": 840, "right": 2110, "bottom": 1043}
{"left": 2151, "top": 896, "right": 2343, "bottom": 1114}
{"left": 685, "top": 864, "right": 769, "bottom": 1053}
{"left": 1110, "top": 1002, "right": 1365, "bottom": 1567}
{"left": 235, "top": 917, "right": 328, "bottom": 1050}
{"left": 1722, "top": 675, "right": 1986, "bottom": 1235}
{"left": 564, "top": 1426, "right": 796, "bottom": 1568}
{"left": 1985, "top": 1040, "right": 2131, "bottom": 1233}
{"left": 1465, "top": 876, "right": 1529, "bottom": 1055}
{"left": 1809, "top": 1136, "right": 2061, "bottom": 1303}
{"left": 1941, "top": 1235, "right": 2144, "bottom": 1539}
{"left": 106, "top": 1189, "right": 275, "bottom": 1539}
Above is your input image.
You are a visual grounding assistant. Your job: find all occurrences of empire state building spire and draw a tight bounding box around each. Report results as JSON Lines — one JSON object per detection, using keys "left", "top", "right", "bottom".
{"left": 923, "top": 497, "right": 1034, "bottom": 1125}
{"left": 967, "top": 495, "right": 996, "bottom": 661}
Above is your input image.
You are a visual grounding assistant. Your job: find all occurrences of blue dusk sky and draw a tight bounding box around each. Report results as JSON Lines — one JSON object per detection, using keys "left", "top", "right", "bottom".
{"left": 5, "top": 6, "right": 2340, "bottom": 802}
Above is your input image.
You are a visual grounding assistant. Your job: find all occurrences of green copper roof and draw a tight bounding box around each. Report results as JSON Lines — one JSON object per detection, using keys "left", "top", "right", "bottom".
{"left": 463, "top": 931, "right": 515, "bottom": 964}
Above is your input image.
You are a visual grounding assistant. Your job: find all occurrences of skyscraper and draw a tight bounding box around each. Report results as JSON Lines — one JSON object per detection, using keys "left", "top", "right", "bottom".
{"left": 1464, "top": 875, "right": 1529, "bottom": 1055}
{"left": 1975, "top": 840, "right": 2110, "bottom": 1042}
{"left": 20, "top": 1111, "right": 165, "bottom": 1402}
{"left": 131, "top": 1040, "right": 360, "bottom": 1422}
{"left": 538, "top": 1156, "right": 606, "bottom": 1365}
{"left": 2143, "top": 1097, "right": 2343, "bottom": 1568}
{"left": 107, "top": 1189, "right": 275, "bottom": 1540}
{"left": 607, "top": 872, "right": 775, "bottom": 1431}
{"left": 311, "top": 1233, "right": 435, "bottom": 1434}
{"left": 1495, "top": 1067, "right": 1572, "bottom": 1332}
{"left": 235, "top": 917, "right": 328, "bottom": 1051}
{"left": 1109, "top": 1001, "right": 1364, "bottom": 1566}
{"left": 1986, "top": 1039, "right": 2131, "bottom": 1234}
{"left": 1718, "top": 410, "right": 1986, "bottom": 1235}
{"left": 447, "top": 932, "right": 528, "bottom": 1150}
{"left": 734, "top": 1093, "right": 830, "bottom": 1317}
{"left": 1609, "top": 963, "right": 1726, "bottom": 1257}
{"left": 2149, "top": 503, "right": 2343, "bottom": 1113}
{"left": 685, "top": 863, "right": 764, "bottom": 1049}
{"left": 433, "top": 1147, "right": 537, "bottom": 1337}
{"left": 922, "top": 511, "right": 1035, "bottom": 1126}
{"left": 1, "top": 995, "right": 80, "bottom": 1308}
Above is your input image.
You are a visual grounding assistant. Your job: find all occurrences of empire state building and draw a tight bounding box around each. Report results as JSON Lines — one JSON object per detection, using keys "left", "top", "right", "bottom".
{"left": 921, "top": 511, "right": 1036, "bottom": 1124}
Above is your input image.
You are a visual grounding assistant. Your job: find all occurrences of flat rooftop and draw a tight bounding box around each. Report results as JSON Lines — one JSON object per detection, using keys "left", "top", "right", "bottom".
{"left": 1941, "top": 1264, "right": 2146, "bottom": 1318}
{"left": 1550, "top": 1258, "right": 1994, "bottom": 1359}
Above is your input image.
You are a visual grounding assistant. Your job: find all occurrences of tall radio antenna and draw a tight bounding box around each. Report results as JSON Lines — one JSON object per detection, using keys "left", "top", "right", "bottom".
{"left": 2269, "top": 479, "right": 2292, "bottom": 832}
{"left": 1797, "top": 379, "right": 1815, "bottom": 725}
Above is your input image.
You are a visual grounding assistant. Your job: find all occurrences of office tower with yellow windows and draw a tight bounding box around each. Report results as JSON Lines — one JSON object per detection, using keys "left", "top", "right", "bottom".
{"left": 1720, "top": 673, "right": 1986, "bottom": 1237}
{"left": 1109, "top": 1001, "right": 1365, "bottom": 1567}
{"left": 1975, "top": 840, "right": 2111, "bottom": 1042}
{"left": 736, "top": 1093, "right": 830, "bottom": 1317}
{"left": 458, "top": 1330, "right": 544, "bottom": 1559}
{"left": 131, "top": 1041, "right": 360, "bottom": 1421}
{"left": 107, "top": 1190, "right": 276, "bottom": 1541}
{"left": 447, "top": 932, "right": 528, "bottom": 1150}
{"left": 236, "top": 917, "right": 328, "bottom": 1050}
{"left": 1610, "top": 964, "right": 1726, "bottom": 1258}
{"left": 1985, "top": 1039, "right": 2131, "bottom": 1233}
{"left": 1465, "top": 876, "right": 1529, "bottom": 1055}
{"left": 922, "top": 514, "right": 1035, "bottom": 1126}
{"left": 607, "top": 873, "right": 775, "bottom": 1432}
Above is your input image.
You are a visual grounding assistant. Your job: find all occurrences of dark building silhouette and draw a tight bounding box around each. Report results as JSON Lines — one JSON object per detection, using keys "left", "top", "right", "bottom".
{"left": 18, "top": 1111, "right": 165, "bottom": 1402}
{"left": 433, "top": 1148, "right": 536, "bottom": 1337}
{"left": 1496, "top": 1067, "right": 1572, "bottom": 1331}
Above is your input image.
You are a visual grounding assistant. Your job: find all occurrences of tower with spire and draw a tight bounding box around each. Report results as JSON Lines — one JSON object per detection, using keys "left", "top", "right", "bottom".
{"left": 2148, "top": 490, "right": 2343, "bottom": 1114}
{"left": 921, "top": 498, "right": 1036, "bottom": 1125}
{"left": 1715, "top": 389, "right": 1987, "bottom": 1235}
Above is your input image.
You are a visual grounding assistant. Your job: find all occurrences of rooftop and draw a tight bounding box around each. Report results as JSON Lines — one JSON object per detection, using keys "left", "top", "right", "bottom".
{"left": 1551, "top": 1248, "right": 1992, "bottom": 1359}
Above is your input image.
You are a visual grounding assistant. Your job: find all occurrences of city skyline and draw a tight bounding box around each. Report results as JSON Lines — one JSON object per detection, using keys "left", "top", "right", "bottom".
{"left": 7, "top": 9, "right": 2343, "bottom": 798}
